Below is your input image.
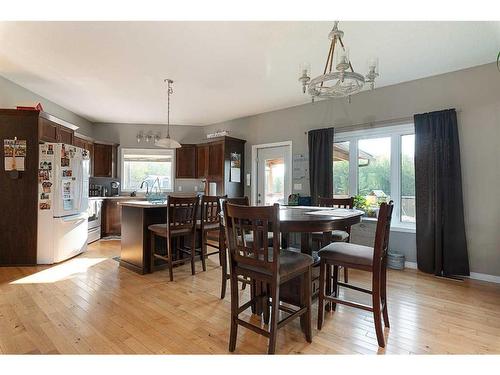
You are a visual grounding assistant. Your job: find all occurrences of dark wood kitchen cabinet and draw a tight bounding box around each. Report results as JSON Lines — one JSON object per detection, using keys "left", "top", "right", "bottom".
{"left": 196, "top": 144, "right": 209, "bottom": 178}
{"left": 172, "top": 136, "right": 245, "bottom": 197}
{"left": 208, "top": 141, "right": 224, "bottom": 180}
{"left": 38, "top": 114, "right": 75, "bottom": 144}
{"left": 57, "top": 126, "right": 74, "bottom": 145}
{"left": 93, "top": 143, "right": 118, "bottom": 178}
{"left": 39, "top": 117, "right": 58, "bottom": 142}
{"left": 102, "top": 199, "right": 121, "bottom": 236}
{"left": 175, "top": 144, "right": 197, "bottom": 178}
{"left": 202, "top": 136, "right": 246, "bottom": 197}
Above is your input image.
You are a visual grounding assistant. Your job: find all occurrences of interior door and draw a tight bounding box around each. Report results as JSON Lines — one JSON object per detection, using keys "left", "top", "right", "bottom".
{"left": 256, "top": 145, "right": 291, "bottom": 206}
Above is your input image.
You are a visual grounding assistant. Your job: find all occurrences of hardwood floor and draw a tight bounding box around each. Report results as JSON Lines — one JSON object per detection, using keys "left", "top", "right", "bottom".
{"left": 1, "top": 239, "right": 500, "bottom": 354}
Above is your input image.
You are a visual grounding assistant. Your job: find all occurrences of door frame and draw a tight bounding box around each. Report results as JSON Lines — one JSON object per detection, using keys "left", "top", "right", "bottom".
{"left": 251, "top": 141, "right": 293, "bottom": 205}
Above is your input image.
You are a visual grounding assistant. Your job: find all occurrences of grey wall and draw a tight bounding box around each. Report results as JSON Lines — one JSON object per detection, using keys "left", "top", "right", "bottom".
{"left": 203, "top": 63, "right": 500, "bottom": 276}
{"left": 2, "top": 62, "right": 498, "bottom": 276}
{"left": 0, "top": 75, "right": 94, "bottom": 137}
{"left": 92, "top": 122, "right": 206, "bottom": 193}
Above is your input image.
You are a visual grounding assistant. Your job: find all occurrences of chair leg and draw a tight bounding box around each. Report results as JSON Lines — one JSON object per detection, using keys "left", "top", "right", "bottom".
{"left": 372, "top": 275, "right": 385, "bottom": 348}
{"left": 303, "top": 267, "right": 312, "bottom": 343}
{"left": 228, "top": 272, "right": 239, "bottom": 352}
{"left": 167, "top": 237, "right": 174, "bottom": 282}
{"left": 220, "top": 246, "right": 228, "bottom": 299}
{"left": 381, "top": 261, "right": 390, "bottom": 328}
{"left": 325, "top": 264, "right": 332, "bottom": 312}
{"left": 268, "top": 283, "right": 280, "bottom": 354}
{"left": 331, "top": 265, "right": 339, "bottom": 311}
{"left": 250, "top": 279, "right": 257, "bottom": 314}
{"left": 190, "top": 234, "right": 196, "bottom": 276}
{"left": 317, "top": 260, "right": 325, "bottom": 330}
{"left": 263, "top": 282, "right": 270, "bottom": 325}
{"left": 201, "top": 231, "right": 207, "bottom": 272}
{"left": 343, "top": 267, "right": 349, "bottom": 283}
{"left": 150, "top": 232, "right": 156, "bottom": 273}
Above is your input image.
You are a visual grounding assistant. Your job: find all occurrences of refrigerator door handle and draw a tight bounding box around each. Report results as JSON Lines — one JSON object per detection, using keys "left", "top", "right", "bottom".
{"left": 60, "top": 213, "right": 88, "bottom": 223}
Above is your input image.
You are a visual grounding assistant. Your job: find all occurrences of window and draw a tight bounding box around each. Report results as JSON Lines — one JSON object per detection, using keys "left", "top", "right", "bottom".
{"left": 121, "top": 148, "right": 174, "bottom": 192}
{"left": 333, "top": 141, "right": 350, "bottom": 197}
{"left": 401, "top": 134, "right": 415, "bottom": 223}
{"left": 333, "top": 124, "right": 415, "bottom": 230}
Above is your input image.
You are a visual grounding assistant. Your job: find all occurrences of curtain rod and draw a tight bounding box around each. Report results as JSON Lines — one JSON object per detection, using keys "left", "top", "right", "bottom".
{"left": 305, "top": 109, "right": 462, "bottom": 135}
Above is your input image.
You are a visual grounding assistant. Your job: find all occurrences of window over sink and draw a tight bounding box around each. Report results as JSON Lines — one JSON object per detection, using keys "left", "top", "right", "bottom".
{"left": 120, "top": 148, "right": 174, "bottom": 193}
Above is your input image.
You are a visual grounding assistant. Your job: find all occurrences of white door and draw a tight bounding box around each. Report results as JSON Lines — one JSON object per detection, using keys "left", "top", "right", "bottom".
{"left": 256, "top": 145, "right": 291, "bottom": 206}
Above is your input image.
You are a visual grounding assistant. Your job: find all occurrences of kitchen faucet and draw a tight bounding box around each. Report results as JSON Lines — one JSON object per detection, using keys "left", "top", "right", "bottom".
{"left": 139, "top": 180, "right": 150, "bottom": 195}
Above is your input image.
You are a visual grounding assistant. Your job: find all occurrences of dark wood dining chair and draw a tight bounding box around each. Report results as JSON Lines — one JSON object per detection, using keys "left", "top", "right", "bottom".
{"left": 317, "top": 201, "right": 394, "bottom": 348}
{"left": 219, "top": 196, "right": 251, "bottom": 300}
{"left": 148, "top": 196, "right": 199, "bottom": 281}
{"left": 312, "top": 196, "right": 355, "bottom": 283}
{"left": 223, "top": 202, "right": 313, "bottom": 354}
{"left": 197, "top": 195, "right": 226, "bottom": 272}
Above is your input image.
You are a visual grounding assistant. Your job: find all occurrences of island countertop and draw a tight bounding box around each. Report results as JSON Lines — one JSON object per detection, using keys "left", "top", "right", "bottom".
{"left": 119, "top": 200, "right": 167, "bottom": 208}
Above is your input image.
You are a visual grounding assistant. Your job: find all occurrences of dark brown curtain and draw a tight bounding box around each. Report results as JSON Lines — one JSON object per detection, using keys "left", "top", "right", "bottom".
{"left": 414, "top": 109, "right": 469, "bottom": 276}
{"left": 308, "top": 127, "right": 334, "bottom": 205}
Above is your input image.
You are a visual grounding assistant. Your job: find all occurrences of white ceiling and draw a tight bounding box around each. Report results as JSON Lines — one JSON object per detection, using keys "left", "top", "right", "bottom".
{"left": 0, "top": 21, "right": 499, "bottom": 126}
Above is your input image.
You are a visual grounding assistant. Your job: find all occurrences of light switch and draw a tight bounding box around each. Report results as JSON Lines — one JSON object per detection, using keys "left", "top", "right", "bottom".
{"left": 178, "top": 186, "right": 182, "bottom": 192}
{"left": 246, "top": 173, "right": 251, "bottom": 186}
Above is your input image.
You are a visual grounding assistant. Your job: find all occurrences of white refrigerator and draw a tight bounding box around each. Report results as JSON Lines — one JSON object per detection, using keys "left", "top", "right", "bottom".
{"left": 37, "top": 143, "right": 90, "bottom": 264}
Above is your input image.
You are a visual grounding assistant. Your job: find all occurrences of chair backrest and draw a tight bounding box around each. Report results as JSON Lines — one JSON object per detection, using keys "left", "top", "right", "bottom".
{"left": 317, "top": 196, "right": 354, "bottom": 209}
{"left": 223, "top": 202, "right": 281, "bottom": 275}
{"left": 372, "top": 201, "right": 394, "bottom": 266}
{"left": 225, "top": 196, "right": 249, "bottom": 206}
{"left": 201, "top": 195, "right": 226, "bottom": 226}
{"left": 166, "top": 196, "right": 199, "bottom": 233}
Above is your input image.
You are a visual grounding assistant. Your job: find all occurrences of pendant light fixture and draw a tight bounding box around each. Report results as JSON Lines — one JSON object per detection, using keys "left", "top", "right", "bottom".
{"left": 298, "top": 21, "right": 379, "bottom": 100}
{"left": 156, "top": 78, "right": 181, "bottom": 149}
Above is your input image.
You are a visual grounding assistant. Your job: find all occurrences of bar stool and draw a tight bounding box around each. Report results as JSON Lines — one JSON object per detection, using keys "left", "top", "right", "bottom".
{"left": 223, "top": 202, "right": 313, "bottom": 354}
{"left": 148, "top": 196, "right": 199, "bottom": 281}
{"left": 317, "top": 201, "right": 394, "bottom": 347}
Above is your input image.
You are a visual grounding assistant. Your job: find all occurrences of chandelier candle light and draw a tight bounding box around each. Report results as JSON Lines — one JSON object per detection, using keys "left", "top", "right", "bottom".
{"left": 298, "top": 21, "right": 379, "bottom": 100}
{"left": 156, "top": 79, "right": 181, "bottom": 149}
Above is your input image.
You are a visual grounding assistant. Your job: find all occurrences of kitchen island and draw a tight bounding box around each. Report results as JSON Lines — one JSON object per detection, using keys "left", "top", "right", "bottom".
{"left": 119, "top": 201, "right": 168, "bottom": 274}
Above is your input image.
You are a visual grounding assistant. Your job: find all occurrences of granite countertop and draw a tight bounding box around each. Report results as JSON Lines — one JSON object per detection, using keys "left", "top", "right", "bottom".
{"left": 88, "top": 196, "right": 146, "bottom": 201}
{"left": 119, "top": 200, "right": 167, "bottom": 208}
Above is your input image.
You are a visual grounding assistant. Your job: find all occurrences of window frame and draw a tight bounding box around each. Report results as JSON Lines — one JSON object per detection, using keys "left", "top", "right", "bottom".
{"left": 334, "top": 123, "right": 415, "bottom": 232}
{"left": 120, "top": 147, "right": 176, "bottom": 193}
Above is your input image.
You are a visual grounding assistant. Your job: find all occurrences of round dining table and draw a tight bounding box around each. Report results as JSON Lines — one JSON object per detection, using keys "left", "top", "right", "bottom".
{"left": 278, "top": 205, "right": 364, "bottom": 255}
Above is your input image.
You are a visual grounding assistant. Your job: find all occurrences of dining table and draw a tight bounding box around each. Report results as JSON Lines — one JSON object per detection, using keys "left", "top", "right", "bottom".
{"left": 277, "top": 205, "right": 364, "bottom": 256}
{"left": 241, "top": 205, "right": 365, "bottom": 314}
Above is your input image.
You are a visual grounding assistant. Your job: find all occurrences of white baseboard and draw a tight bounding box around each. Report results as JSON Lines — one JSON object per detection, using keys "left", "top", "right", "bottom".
{"left": 469, "top": 272, "right": 500, "bottom": 284}
{"left": 402, "top": 261, "right": 500, "bottom": 284}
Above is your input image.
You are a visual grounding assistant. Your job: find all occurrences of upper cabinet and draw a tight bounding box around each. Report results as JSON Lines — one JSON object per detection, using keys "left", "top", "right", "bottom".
{"left": 196, "top": 144, "right": 209, "bottom": 179}
{"left": 93, "top": 143, "right": 118, "bottom": 178}
{"left": 175, "top": 136, "right": 246, "bottom": 197}
{"left": 175, "top": 144, "right": 197, "bottom": 179}
{"left": 38, "top": 114, "right": 75, "bottom": 144}
{"left": 207, "top": 141, "right": 224, "bottom": 180}
{"left": 39, "top": 117, "right": 58, "bottom": 142}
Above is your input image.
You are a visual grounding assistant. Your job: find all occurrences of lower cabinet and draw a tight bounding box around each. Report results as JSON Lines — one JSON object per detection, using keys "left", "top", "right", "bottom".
{"left": 102, "top": 199, "right": 121, "bottom": 236}
{"left": 101, "top": 198, "right": 145, "bottom": 237}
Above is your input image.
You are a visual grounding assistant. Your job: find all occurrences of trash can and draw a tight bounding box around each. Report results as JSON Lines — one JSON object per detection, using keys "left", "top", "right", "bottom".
{"left": 387, "top": 251, "right": 405, "bottom": 270}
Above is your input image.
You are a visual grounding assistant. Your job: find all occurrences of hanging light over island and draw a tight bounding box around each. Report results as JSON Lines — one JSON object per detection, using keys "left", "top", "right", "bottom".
{"left": 156, "top": 78, "right": 181, "bottom": 149}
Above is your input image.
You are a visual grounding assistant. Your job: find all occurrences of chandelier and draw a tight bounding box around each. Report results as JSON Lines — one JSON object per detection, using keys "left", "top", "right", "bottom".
{"left": 156, "top": 79, "right": 181, "bottom": 149}
{"left": 298, "top": 21, "right": 379, "bottom": 100}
